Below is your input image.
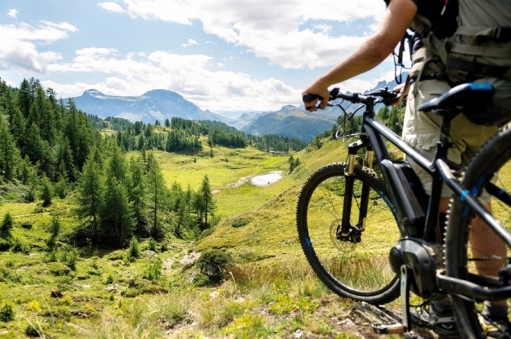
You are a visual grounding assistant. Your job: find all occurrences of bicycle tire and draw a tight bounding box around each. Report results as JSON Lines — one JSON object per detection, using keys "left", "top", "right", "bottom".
{"left": 446, "top": 123, "right": 511, "bottom": 338}
{"left": 296, "top": 162, "right": 401, "bottom": 304}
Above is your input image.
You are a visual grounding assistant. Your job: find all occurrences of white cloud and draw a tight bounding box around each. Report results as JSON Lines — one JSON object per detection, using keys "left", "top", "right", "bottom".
{"left": 182, "top": 39, "right": 198, "bottom": 48}
{"left": 7, "top": 9, "right": 17, "bottom": 18}
{"left": 42, "top": 47, "right": 303, "bottom": 111}
{"left": 98, "top": 2, "right": 125, "bottom": 14}
{"left": 0, "top": 21, "right": 76, "bottom": 72}
{"left": 3, "top": 0, "right": 392, "bottom": 112}
{"left": 100, "top": 0, "right": 386, "bottom": 70}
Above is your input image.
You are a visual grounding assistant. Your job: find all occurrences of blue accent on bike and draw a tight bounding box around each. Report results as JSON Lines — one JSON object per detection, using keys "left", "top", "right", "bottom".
{"left": 461, "top": 178, "right": 485, "bottom": 218}
{"left": 460, "top": 190, "right": 470, "bottom": 202}
{"left": 468, "top": 83, "right": 493, "bottom": 91}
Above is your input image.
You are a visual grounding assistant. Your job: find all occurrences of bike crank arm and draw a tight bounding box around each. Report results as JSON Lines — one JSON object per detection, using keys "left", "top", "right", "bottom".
{"left": 371, "top": 266, "right": 412, "bottom": 334}
{"left": 401, "top": 265, "right": 412, "bottom": 331}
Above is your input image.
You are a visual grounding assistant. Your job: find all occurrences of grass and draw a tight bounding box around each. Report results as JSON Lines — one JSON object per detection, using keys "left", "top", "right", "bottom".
{"left": 0, "top": 138, "right": 438, "bottom": 339}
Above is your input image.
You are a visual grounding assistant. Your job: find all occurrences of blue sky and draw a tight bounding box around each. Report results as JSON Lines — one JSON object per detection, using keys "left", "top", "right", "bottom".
{"left": 0, "top": 0, "right": 398, "bottom": 114}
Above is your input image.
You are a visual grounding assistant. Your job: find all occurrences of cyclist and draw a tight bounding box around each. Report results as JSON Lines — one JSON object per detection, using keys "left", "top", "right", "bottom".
{"left": 302, "top": 0, "right": 509, "bottom": 337}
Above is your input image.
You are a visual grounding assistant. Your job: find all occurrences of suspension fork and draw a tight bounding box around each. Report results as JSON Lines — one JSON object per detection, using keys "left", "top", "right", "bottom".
{"left": 340, "top": 137, "right": 372, "bottom": 240}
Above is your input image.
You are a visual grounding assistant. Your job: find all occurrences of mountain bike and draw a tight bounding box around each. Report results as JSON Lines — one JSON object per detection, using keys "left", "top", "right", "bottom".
{"left": 296, "top": 83, "right": 511, "bottom": 337}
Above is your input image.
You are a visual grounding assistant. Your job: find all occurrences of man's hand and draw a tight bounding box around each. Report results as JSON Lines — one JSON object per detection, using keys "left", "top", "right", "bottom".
{"left": 302, "top": 82, "right": 329, "bottom": 112}
{"left": 392, "top": 82, "right": 409, "bottom": 106}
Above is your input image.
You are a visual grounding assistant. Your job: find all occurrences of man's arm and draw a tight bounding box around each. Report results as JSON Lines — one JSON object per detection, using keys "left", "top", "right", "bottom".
{"left": 303, "top": 0, "right": 417, "bottom": 110}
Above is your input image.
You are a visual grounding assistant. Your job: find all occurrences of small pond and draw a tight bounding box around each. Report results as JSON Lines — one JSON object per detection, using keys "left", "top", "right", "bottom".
{"left": 250, "top": 171, "right": 283, "bottom": 187}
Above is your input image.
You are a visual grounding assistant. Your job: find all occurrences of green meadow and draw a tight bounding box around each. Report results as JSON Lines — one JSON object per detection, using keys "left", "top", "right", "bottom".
{"left": 0, "top": 136, "right": 435, "bottom": 339}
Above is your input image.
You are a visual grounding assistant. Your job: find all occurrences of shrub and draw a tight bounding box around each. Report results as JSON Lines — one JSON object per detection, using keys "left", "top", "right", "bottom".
{"left": 61, "top": 249, "right": 78, "bottom": 271}
{"left": 196, "top": 249, "right": 234, "bottom": 284}
{"left": 231, "top": 217, "right": 252, "bottom": 228}
{"left": 11, "top": 239, "right": 30, "bottom": 254}
{"left": 0, "top": 238, "right": 10, "bottom": 251}
{"left": 160, "top": 242, "right": 168, "bottom": 252}
{"left": 127, "top": 238, "right": 140, "bottom": 260}
{"left": 0, "top": 303, "right": 15, "bottom": 322}
{"left": 40, "top": 176, "right": 53, "bottom": 207}
{"left": 21, "top": 221, "right": 33, "bottom": 229}
{"left": 0, "top": 213, "right": 13, "bottom": 239}
{"left": 144, "top": 259, "right": 162, "bottom": 281}
{"left": 199, "top": 228, "right": 214, "bottom": 239}
{"left": 148, "top": 238, "right": 157, "bottom": 252}
{"left": 25, "top": 324, "right": 39, "bottom": 337}
{"left": 106, "top": 275, "right": 114, "bottom": 284}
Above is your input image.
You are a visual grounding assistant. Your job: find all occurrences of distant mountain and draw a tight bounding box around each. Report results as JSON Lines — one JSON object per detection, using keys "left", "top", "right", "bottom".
{"left": 242, "top": 107, "right": 336, "bottom": 143}
{"left": 70, "top": 73, "right": 404, "bottom": 140}
{"left": 70, "top": 89, "right": 232, "bottom": 124}
{"left": 240, "top": 74, "right": 407, "bottom": 142}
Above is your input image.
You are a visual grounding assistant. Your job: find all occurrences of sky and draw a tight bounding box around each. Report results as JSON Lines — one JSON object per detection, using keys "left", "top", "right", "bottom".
{"left": 0, "top": 0, "right": 400, "bottom": 115}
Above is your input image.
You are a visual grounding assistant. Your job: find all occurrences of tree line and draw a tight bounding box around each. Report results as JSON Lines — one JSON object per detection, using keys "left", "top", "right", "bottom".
{"left": 74, "top": 145, "right": 216, "bottom": 248}
{"left": 0, "top": 78, "right": 217, "bottom": 249}
{"left": 109, "top": 116, "right": 307, "bottom": 154}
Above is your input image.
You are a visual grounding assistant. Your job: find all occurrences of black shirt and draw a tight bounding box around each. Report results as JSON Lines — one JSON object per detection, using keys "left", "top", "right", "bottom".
{"left": 384, "top": 0, "right": 458, "bottom": 39}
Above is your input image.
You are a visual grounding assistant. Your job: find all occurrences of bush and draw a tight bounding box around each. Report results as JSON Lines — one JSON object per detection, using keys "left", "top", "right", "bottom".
{"left": 0, "top": 213, "right": 13, "bottom": 239}
{"left": 25, "top": 324, "right": 39, "bottom": 337}
{"left": 231, "top": 217, "right": 252, "bottom": 228}
{"left": 0, "top": 303, "right": 15, "bottom": 322}
{"left": 11, "top": 239, "right": 30, "bottom": 254}
{"left": 144, "top": 259, "right": 162, "bottom": 281}
{"left": 21, "top": 221, "right": 33, "bottom": 229}
{"left": 127, "top": 238, "right": 140, "bottom": 260}
{"left": 196, "top": 249, "right": 234, "bottom": 284}
{"left": 61, "top": 249, "right": 78, "bottom": 271}
{"left": 105, "top": 275, "right": 114, "bottom": 284}
{"left": 199, "top": 228, "right": 214, "bottom": 239}
{"left": 0, "top": 238, "right": 10, "bottom": 251}
{"left": 148, "top": 238, "right": 157, "bottom": 252}
{"left": 160, "top": 242, "right": 168, "bottom": 252}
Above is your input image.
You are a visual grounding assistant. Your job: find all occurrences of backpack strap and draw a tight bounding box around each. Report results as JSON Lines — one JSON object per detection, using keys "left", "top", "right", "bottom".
{"left": 455, "top": 26, "right": 511, "bottom": 42}
{"left": 447, "top": 57, "right": 511, "bottom": 79}
{"left": 447, "top": 25, "right": 511, "bottom": 81}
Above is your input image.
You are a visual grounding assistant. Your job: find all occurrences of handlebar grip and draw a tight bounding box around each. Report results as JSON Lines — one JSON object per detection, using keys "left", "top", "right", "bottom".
{"left": 303, "top": 93, "right": 323, "bottom": 103}
{"left": 303, "top": 93, "right": 323, "bottom": 111}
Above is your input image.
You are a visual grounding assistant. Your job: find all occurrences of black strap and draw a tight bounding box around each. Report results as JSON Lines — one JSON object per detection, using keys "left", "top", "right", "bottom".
{"left": 447, "top": 57, "right": 510, "bottom": 78}
{"left": 493, "top": 27, "right": 511, "bottom": 42}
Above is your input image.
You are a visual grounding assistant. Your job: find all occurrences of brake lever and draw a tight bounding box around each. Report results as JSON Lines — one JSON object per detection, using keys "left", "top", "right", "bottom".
{"left": 303, "top": 93, "right": 323, "bottom": 111}
{"left": 303, "top": 88, "right": 340, "bottom": 111}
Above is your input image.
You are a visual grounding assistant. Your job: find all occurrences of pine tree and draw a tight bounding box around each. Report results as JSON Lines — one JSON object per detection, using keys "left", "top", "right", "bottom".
{"left": 128, "top": 156, "right": 148, "bottom": 236}
{"left": 197, "top": 175, "right": 216, "bottom": 230}
{"left": 75, "top": 148, "right": 104, "bottom": 245}
{"left": 0, "top": 117, "right": 20, "bottom": 180}
{"left": 146, "top": 153, "right": 168, "bottom": 239}
{"left": 101, "top": 178, "right": 135, "bottom": 247}
{"left": 40, "top": 174, "right": 53, "bottom": 207}
{"left": 46, "top": 216, "right": 61, "bottom": 249}
{"left": 0, "top": 213, "right": 13, "bottom": 239}
{"left": 17, "top": 79, "right": 32, "bottom": 120}
{"left": 107, "top": 144, "right": 127, "bottom": 182}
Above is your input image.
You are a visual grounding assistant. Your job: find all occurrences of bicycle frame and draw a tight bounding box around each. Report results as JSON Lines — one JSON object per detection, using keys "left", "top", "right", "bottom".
{"left": 340, "top": 94, "right": 511, "bottom": 303}
{"left": 341, "top": 96, "right": 446, "bottom": 243}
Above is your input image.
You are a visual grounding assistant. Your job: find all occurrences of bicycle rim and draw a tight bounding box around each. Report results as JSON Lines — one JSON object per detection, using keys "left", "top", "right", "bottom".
{"left": 447, "top": 123, "right": 511, "bottom": 338}
{"left": 296, "top": 163, "right": 401, "bottom": 304}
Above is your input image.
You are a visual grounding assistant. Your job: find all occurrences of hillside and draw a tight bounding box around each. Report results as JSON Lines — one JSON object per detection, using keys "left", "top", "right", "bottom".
{"left": 0, "top": 133, "right": 438, "bottom": 338}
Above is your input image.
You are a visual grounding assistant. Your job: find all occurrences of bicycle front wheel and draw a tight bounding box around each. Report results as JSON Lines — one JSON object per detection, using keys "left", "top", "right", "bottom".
{"left": 296, "top": 163, "right": 401, "bottom": 304}
{"left": 446, "top": 123, "right": 511, "bottom": 338}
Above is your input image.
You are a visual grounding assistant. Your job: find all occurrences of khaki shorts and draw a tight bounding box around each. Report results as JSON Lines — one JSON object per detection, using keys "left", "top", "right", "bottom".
{"left": 402, "top": 79, "right": 499, "bottom": 200}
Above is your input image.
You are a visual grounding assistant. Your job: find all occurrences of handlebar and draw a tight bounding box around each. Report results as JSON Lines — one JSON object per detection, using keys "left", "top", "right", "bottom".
{"left": 303, "top": 87, "right": 400, "bottom": 110}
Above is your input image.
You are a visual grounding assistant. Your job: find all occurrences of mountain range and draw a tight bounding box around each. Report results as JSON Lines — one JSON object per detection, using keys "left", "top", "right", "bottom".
{"left": 69, "top": 74, "right": 405, "bottom": 142}
{"left": 72, "top": 89, "right": 231, "bottom": 124}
